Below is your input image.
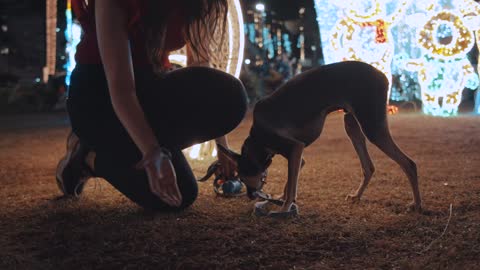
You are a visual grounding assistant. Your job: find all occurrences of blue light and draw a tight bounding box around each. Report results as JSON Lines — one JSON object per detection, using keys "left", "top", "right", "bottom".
{"left": 64, "top": 6, "right": 82, "bottom": 86}
{"left": 283, "top": 33, "right": 292, "bottom": 56}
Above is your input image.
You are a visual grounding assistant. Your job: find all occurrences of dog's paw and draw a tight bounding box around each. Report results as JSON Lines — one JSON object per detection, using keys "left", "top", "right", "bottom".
{"left": 345, "top": 193, "right": 361, "bottom": 203}
{"left": 253, "top": 201, "right": 298, "bottom": 218}
{"left": 268, "top": 204, "right": 299, "bottom": 218}
{"left": 406, "top": 201, "right": 423, "bottom": 214}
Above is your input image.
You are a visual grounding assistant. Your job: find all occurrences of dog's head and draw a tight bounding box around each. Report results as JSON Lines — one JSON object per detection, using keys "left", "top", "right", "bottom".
{"left": 217, "top": 138, "right": 273, "bottom": 199}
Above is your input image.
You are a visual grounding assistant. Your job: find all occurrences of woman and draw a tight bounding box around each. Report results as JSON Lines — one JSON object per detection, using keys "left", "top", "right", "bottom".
{"left": 56, "top": 0, "right": 247, "bottom": 211}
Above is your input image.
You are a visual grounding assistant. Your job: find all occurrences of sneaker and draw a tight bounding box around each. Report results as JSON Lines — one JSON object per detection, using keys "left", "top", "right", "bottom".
{"left": 56, "top": 131, "right": 94, "bottom": 196}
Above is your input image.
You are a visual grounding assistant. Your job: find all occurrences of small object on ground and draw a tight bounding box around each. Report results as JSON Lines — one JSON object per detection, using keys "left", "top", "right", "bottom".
{"left": 198, "top": 160, "right": 245, "bottom": 197}
{"left": 254, "top": 199, "right": 298, "bottom": 218}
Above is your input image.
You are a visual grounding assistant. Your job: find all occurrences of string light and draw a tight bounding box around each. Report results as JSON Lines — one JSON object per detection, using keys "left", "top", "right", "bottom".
{"left": 64, "top": 0, "right": 82, "bottom": 86}
{"left": 407, "top": 2, "right": 480, "bottom": 116}
{"left": 315, "top": 0, "right": 412, "bottom": 101}
{"left": 418, "top": 11, "right": 474, "bottom": 59}
{"left": 315, "top": 0, "right": 480, "bottom": 116}
{"left": 476, "top": 30, "right": 480, "bottom": 114}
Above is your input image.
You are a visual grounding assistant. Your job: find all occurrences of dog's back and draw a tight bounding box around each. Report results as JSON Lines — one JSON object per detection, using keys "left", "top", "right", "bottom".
{"left": 252, "top": 61, "right": 389, "bottom": 145}
{"left": 255, "top": 62, "right": 388, "bottom": 121}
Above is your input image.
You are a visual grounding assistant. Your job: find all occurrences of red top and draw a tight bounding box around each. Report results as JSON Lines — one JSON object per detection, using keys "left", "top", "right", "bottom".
{"left": 72, "top": 0, "right": 187, "bottom": 68}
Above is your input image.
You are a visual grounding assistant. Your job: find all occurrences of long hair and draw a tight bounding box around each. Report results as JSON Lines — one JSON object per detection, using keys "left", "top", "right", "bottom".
{"left": 144, "top": 0, "right": 228, "bottom": 70}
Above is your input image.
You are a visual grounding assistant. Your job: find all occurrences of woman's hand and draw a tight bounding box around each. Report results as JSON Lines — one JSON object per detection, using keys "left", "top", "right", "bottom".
{"left": 215, "top": 136, "right": 237, "bottom": 179}
{"left": 136, "top": 147, "right": 182, "bottom": 207}
{"left": 217, "top": 149, "right": 236, "bottom": 179}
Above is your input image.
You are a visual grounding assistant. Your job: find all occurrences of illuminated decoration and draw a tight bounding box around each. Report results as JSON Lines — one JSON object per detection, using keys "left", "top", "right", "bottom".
{"left": 247, "top": 24, "right": 256, "bottom": 44}
{"left": 276, "top": 28, "right": 282, "bottom": 55}
{"left": 283, "top": 33, "right": 292, "bottom": 56}
{"left": 403, "top": 0, "right": 480, "bottom": 116}
{"left": 418, "top": 11, "right": 474, "bottom": 58}
{"left": 315, "top": 0, "right": 412, "bottom": 98}
{"left": 245, "top": 24, "right": 289, "bottom": 59}
{"left": 295, "top": 7, "right": 307, "bottom": 74}
{"left": 389, "top": 2, "right": 427, "bottom": 102}
{"left": 476, "top": 30, "right": 480, "bottom": 114}
{"left": 263, "top": 27, "right": 275, "bottom": 59}
{"left": 64, "top": 0, "right": 82, "bottom": 86}
{"left": 388, "top": 105, "right": 399, "bottom": 114}
{"left": 44, "top": 0, "right": 57, "bottom": 82}
{"left": 170, "top": 0, "right": 245, "bottom": 160}
{"left": 315, "top": 0, "right": 480, "bottom": 116}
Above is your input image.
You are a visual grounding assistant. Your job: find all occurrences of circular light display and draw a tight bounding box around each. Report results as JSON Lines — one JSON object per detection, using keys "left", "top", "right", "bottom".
{"left": 315, "top": 0, "right": 480, "bottom": 116}
{"left": 418, "top": 11, "right": 474, "bottom": 59}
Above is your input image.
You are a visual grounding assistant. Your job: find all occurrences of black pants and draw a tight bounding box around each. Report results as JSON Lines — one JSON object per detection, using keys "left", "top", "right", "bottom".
{"left": 67, "top": 65, "right": 247, "bottom": 211}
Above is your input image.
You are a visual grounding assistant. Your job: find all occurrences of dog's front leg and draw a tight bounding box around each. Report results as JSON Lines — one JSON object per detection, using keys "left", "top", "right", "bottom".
{"left": 279, "top": 157, "right": 306, "bottom": 201}
{"left": 279, "top": 143, "right": 304, "bottom": 213}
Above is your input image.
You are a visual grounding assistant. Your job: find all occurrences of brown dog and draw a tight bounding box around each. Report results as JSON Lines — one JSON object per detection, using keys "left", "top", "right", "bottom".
{"left": 218, "top": 61, "right": 422, "bottom": 216}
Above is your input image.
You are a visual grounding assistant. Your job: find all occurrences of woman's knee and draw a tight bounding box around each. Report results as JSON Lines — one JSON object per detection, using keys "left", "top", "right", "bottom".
{"left": 189, "top": 68, "right": 248, "bottom": 131}
{"left": 214, "top": 75, "right": 248, "bottom": 130}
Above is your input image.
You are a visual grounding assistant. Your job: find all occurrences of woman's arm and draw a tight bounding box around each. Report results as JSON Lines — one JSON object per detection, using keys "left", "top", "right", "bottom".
{"left": 95, "top": 0, "right": 158, "bottom": 155}
{"left": 96, "top": 0, "right": 181, "bottom": 206}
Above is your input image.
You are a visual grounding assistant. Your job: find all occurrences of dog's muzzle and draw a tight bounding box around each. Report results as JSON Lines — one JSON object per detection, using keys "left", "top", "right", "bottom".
{"left": 242, "top": 171, "right": 268, "bottom": 200}
{"left": 246, "top": 186, "right": 258, "bottom": 200}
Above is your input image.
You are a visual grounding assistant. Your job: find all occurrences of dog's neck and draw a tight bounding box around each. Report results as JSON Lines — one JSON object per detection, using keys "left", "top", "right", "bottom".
{"left": 244, "top": 126, "right": 275, "bottom": 171}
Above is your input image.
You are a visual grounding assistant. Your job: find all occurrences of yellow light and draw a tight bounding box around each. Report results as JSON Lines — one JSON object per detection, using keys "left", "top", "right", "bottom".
{"left": 44, "top": 0, "right": 58, "bottom": 82}
{"left": 408, "top": 3, "right": 480, "bottom": 116}
{"left": 418, "top": 11, "right": 474, "bottom": 59}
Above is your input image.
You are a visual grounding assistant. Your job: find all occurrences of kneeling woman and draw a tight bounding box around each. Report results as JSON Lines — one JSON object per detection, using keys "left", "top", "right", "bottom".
{"left": 56, "top": 0, "right": 247, "bottom": 210}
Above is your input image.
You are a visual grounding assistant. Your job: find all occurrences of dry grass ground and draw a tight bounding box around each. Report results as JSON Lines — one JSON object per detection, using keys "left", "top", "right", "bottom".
{"left": 0, "top": 112, "right": 479, "bottom": 269}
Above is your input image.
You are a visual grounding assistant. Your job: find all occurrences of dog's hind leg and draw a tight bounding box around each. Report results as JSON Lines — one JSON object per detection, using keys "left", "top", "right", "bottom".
{"left": 343, "top": 113, "right": 375, "bottom": 203}
{"left": 359, "top": 117, "right": 422, "bottom": 212}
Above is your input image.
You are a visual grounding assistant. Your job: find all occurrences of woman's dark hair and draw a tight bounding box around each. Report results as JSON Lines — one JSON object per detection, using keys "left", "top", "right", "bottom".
{"left": 144, "top": 0, "right": 228, "bottom": 70}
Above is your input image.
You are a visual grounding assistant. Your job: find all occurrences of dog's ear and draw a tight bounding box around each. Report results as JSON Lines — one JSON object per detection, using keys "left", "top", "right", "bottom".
{"left": 217, "top": 143, "right": 241, "bottom": 166}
